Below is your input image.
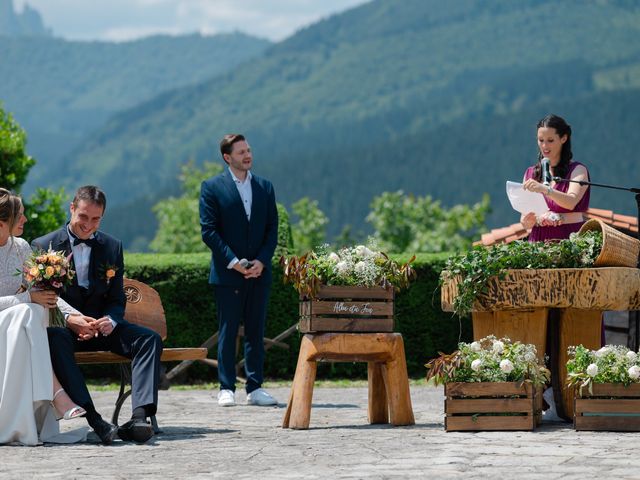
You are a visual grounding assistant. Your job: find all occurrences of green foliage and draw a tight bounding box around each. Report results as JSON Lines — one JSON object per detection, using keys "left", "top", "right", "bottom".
{"left": 367, "top": 191, "right": 490, "bottom": 253}
{"left": 291, "top": 197, "right": 328, "bottom": 254}
{"left": 281, "top": 244, "right": 416, "bottom": 298}
{"left": 0, "top": 104, "right": 34, "bottom": 190}
{"left": 567, "top": 345, "right": 640, "bottom": 394}
{"left": 275, "top": 203, "right": 294, "bottom": 259}
{"left": 425, "top": 335, "right": 549, "bottom": 386}
{"left": 121, "top": 251, "right": 465, "bottom": 381}
{"left": 22, "top": 187, "right": 67, "bottom": 241}
{"left": 0, "top": 104, "right": 67, "bottom": 240}
{"left": 442, "top": 231, "right": 603, "bottom": 317}
{"left": 151, "top": 161, "right": 222, "bottom": 253}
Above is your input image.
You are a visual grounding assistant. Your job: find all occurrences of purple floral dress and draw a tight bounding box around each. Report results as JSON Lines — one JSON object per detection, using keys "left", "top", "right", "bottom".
{"left": 524, "top": 161, "right": 590, "bottom": 242}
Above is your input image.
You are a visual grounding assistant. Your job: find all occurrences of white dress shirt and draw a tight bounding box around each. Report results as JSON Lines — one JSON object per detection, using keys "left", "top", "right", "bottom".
{"left": 67, "top": 227, "right": 116, "bottom": 328}
{"left": 227, "top": 168, "right": 253, "bottom": 269}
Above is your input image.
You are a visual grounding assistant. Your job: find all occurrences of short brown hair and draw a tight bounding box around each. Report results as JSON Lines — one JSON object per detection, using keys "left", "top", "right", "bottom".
{"left": 72, "top": 185, "right": 107, "bottom": 212}
{"left": 219, "top": 134, "right": 246, "bottom": 160}
{"left": 0, "top": 188, "right": 23, "bottom": 234}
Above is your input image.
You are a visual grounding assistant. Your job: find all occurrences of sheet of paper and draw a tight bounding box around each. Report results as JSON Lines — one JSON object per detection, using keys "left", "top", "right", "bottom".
{"left": 506, "top": 181, "right": 548, "bottom": 215}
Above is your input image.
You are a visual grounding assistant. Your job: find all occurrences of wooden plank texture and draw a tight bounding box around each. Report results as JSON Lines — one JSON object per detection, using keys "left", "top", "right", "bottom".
{"left": 446, "top": 398, "right": 533, "bottom": 414}
{"left": 575, "top": 416, "right": 640, "bottom": 431}
{"left": 314, "top": 285, "right": 394, "bottom": 300}
{"left": 445, "top": 415, "right": 534, "bottom": 431}
{"left": 575, "top": 399, "right": 640, "bottom": 414}
{"left": 76, "top": 348, "right": 207, "bottom": 364}
{"left": 579, "top": 383, "right": 640, "bottom": 397}
{"left": 304, "top": 300, "right": 394, "bottom": 317}
{"left": 299, "top": 317, "right": 393, "bottom": 333}
{"left": 442, "top": 267, "right": 640, "bottom": 312}
{"left": 446, "top": 382, "right": 532, "bottom": 397}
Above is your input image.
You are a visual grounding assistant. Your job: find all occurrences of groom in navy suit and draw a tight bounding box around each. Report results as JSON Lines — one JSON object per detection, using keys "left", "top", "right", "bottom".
{"left": 200, "top": 134, "right": 278, "bottom": 407}
{"left": 32, "top": 186, "right": 163, "bottom": 444}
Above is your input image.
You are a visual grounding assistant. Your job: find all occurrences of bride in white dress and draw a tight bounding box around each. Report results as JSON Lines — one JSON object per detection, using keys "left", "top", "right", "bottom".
{"left": 0, "top": 189, "right": 87, "bottom": 445}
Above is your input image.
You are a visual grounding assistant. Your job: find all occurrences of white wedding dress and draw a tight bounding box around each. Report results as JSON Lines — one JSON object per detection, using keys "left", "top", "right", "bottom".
{"left": 0, "top": 237, "right": 86, "bottom": 445}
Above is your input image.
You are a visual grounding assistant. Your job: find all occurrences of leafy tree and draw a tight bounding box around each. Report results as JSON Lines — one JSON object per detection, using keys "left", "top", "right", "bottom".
{"left": 23, "top": 187, "right": 67, "bottom": 241}
{"left": 367, "top": 191, "right": 490, "bottom": 253}
{"left": 0, "top": 104, "right": 67, "bottom": 240}
{"left": 0, "top": 105, "right": 35, "bottom": 191}
{"left": 291, "top": 197, "right": 328, "bottom": 254}
{"left": 151, "top": 161, "right": 222, "bottom": 253}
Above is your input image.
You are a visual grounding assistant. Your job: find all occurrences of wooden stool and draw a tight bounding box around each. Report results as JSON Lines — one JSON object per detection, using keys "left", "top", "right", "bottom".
{"left": 282, "top": 333, "right": 415, "bottom": 429}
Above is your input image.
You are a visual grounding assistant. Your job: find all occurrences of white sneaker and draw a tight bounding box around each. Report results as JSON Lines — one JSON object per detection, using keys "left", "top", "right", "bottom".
{"left": 217, "top": 389, "right": 236, "bottom": 407}
{"left": 246, "top": 388, "right": 277, "bottom": 406}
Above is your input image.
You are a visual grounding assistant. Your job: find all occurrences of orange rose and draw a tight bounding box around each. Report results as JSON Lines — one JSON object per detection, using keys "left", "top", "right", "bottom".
{"left": 45, "top": 266, "right": 55, "bottom": 277}
{"left": 106, "top": 269, "right": 116, "bottom": 279}
{"left": 29, "top": 266, "right": 39, "bottom": 277}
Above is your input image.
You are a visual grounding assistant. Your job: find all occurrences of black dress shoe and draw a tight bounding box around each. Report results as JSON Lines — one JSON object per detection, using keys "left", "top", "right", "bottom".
{"left": 117, "top": 419, "right": 154, "bottom": 443}
{"left": 92, "top": 418, "right": 118, "bottom": 445}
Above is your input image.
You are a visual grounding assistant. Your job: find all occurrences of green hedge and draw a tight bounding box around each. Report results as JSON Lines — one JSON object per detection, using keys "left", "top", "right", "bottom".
{"left": 121, "top": 252, "right": 471, "bottom": 381}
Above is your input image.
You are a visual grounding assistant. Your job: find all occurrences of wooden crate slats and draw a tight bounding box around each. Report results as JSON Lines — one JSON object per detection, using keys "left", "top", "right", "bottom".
{"left": 574, "top": 383, "right": 640, "bottom": 431}
{"left": 446, "top": 381, "right": 532, "bottom": 397}
{"left": 445, "top": 415, "right": 534, "bottom": 431}
{"left": 299, "top": 286, "right": 394, "bottom": 333}
{"left": 444, "top": 381, "right": 538, "bottom": 432}
{"left": 312, "top": 285, "right": 394, "bottom": 300}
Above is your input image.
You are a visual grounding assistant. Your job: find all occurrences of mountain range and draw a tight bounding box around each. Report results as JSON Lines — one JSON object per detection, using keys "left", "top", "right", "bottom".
{"left": 3, "top": 0, "right": 640, "bottom": 250}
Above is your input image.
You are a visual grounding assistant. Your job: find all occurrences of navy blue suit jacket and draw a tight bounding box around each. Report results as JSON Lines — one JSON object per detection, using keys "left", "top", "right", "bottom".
{"left": 199, "top": 170, "right": 278, "bottom": 286}
{"left": 32, "top": 225, "right": 126, "bottom": 323}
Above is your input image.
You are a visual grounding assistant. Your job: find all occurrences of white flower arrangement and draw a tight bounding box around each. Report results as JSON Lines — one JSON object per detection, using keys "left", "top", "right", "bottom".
{"left": 281, "top": 243, "right": 416, "bottom": 298}
{"left": 425, "top": 335, "right": 550, "bottom": 386}
{"left": 567, "top": 344, "right": 640, "bottom": 393}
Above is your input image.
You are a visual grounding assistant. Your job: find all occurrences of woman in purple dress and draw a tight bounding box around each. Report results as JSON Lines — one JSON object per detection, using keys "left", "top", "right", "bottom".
{"left": 521, "top": 114, "right": 590, "bottom": 241}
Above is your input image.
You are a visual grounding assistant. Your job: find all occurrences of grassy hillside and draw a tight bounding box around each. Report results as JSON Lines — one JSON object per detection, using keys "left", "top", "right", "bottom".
{"left": 0, "top": 32, "right": 271, "bottom": 191}
{"left": 25, "top": 0, "right": 640, "bottom": 248}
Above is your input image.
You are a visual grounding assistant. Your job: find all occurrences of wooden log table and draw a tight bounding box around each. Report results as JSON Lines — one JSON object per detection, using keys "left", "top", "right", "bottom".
{"left": 282, "top": 333, "right": 415, "bottom": 429}
{"left": 441, "top": 267, "right": 640, "bottom": 419}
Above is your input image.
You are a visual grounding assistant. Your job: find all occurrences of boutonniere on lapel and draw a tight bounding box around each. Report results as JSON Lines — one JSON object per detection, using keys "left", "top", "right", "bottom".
{"left": 100, "top": 263, "right": 118, "bottom": 285}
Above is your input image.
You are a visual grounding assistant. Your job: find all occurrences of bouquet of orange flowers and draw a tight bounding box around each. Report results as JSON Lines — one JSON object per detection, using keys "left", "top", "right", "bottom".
{"left": 23, "top": 248, "right": 75, "bottom": 293}
{"left": 22, "top": 248, "right": 75, "bottom": 327}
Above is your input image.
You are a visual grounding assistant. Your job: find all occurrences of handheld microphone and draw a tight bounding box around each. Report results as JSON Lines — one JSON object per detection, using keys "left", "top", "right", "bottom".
{"left": 541, "top": 157, "right": 551, "bottom": 186}
{"left": 239, "top": 258, "right": 254, "bottom": 269}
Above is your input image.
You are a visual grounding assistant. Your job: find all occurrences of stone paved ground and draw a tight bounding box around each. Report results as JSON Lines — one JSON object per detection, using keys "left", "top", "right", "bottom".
{"left": 1, "top": 385, "right": 639, "bottom": 479}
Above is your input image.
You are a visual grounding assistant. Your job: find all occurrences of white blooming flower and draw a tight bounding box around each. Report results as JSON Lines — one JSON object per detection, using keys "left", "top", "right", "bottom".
{"left": 469, "top": 342, "right": 481, "bottom": 353}
{"left": 354, "top": 261, "right": 367, "bottom": 275}
{"left": 627, "top": 351, "right": 638, "bottom": 363}
{"left": 586, "top": 363, "right": 599, "bottom": 377}
{"left": 362, "top": 247, "right": 376, "bottom": 258}
{"left": 499, "top": 359, "right": 514, "bottom": 374}
{"left": 470, "top": 359, "right": 482, "bottom": 372}
{"left": 595, "top": 347, "right": 610, "bottom": 358}
{"left": 327, "top": 252, "right": 340, "bottom": 263}
{"left": 335, "top": 261, "right": 349, "bottom": 277}
{"left": 354, "top": 245, "right": 367, "bottom": 257}
{"left": 629, "top": 365, "right": 640, "bottom": 380}
{"left": 492, "top": 341, "right": 504, "bottom": 354}
{"left": 524, "top": 351, "right": 536, "bottom": 362}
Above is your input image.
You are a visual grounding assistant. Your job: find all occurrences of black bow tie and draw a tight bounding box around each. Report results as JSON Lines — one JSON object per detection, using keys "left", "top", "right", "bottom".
{"left": 73, "top": 236, "right": 96, "bottom": 247}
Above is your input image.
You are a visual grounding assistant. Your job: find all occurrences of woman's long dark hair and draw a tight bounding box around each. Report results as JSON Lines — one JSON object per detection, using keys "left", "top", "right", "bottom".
{"left": 533, "top": 114, "right": 573, "bottom": 181}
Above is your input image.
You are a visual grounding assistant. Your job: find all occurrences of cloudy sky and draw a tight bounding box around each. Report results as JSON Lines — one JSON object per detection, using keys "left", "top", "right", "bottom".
{"left": 14, "top": 0, "right": 370, "bottom": 42}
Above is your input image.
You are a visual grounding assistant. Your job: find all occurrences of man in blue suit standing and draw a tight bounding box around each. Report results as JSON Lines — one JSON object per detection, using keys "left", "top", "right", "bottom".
{"left": 200, "top": 134, "right": 279, "bottom": 407}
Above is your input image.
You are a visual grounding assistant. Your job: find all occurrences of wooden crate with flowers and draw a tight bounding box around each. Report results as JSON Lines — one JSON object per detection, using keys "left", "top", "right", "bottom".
{"left": 426, "top": 336, "right": 549, "bottom": 431}
{"left": 568, "top": 345, "right": 640, "bottom": 431}
{"left": 281, "top": 245, "right": 415, "bottom": 333}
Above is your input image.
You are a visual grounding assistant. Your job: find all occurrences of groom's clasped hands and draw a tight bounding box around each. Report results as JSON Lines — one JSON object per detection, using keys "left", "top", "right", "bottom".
{"left": 66, "top": 314, "right": 114, "bottom": 340}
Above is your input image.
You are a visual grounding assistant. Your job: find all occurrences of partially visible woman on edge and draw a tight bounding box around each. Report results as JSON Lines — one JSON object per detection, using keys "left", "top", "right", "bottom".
{"left": 0, "top": 188, "right": 86, "bottom": 445}
{"left": 521, "top": 114, "right": 590, "bottom": 241}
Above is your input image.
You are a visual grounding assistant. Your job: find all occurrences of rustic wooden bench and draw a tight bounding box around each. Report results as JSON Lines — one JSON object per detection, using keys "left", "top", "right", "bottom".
{"left": 74, "top": 278, "right": 207, "bottom": 431}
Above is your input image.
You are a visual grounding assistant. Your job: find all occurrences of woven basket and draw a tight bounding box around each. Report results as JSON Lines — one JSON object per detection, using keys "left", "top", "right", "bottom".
{"left": 578, "top": 218, "right": 640, "bottom": 267}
